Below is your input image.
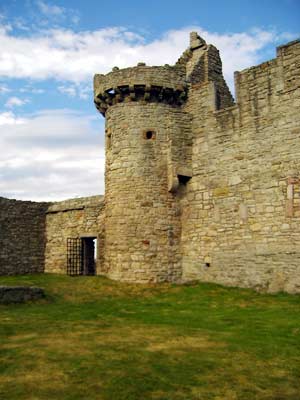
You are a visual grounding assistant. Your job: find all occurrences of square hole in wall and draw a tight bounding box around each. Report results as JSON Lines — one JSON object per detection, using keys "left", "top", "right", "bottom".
{"left": 143, "top": 130, "right": 156, "bottom": 140}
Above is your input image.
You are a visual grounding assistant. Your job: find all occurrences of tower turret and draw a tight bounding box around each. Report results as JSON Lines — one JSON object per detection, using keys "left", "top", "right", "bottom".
{"left": 94, "top": 63, "right": 189, "bottom": 282}
{"left": 93, "top": 32, "right": 234, "bottom": 283}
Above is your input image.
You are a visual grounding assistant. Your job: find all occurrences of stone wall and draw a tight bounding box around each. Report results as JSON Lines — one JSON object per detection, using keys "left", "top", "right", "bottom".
{"left": 45, "top": 195, "right": 104, "bottom": 274}
{"left": 94, "top": 64, "right": 186, "bottom": 98}
{"left": 102, "top": 102, "right": 184, "bottom": 282}
{"left": 94, "top": 59, "right": 192, "bottom": 283}
{"left": 93, "top": 33, "right": 300, "bottom": 292}
{"left": 181, "top": 38, "right": 300, "bottom": 293}
{"left": 0, "top": 197, "right": 50, "bottom": 275}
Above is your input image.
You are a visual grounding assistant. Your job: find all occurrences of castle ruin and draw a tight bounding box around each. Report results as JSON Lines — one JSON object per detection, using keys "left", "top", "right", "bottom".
{"left": 1, "top": 32, "right": 300, "bottom": 293}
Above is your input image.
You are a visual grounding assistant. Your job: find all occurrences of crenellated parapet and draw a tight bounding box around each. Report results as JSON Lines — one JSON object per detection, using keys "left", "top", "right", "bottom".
{"left": 93, "top": 32, "right": 236, "bottom": 117}
{"left": 94, "top": 64, "right": 187, "bottom": 115}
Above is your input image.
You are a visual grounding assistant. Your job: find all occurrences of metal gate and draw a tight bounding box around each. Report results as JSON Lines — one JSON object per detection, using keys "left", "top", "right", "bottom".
{"left": 67, "top": 238, "right": 83, "bottom": 276}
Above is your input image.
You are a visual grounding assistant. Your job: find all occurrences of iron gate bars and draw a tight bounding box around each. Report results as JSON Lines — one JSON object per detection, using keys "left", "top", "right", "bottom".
{"left": 67, "top": 238, "right": 83, "bottom": 276}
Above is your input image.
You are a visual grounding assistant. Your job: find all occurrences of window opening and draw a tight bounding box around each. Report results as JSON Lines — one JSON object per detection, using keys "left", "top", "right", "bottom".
{"left": 107, "top": 132, "right": 112, "bottom": 149}
{"left": 144, "top": 130, "right": 156, "bottom": 140}
{"left": 178, "top": 174, "right": 191, "bottom": 185}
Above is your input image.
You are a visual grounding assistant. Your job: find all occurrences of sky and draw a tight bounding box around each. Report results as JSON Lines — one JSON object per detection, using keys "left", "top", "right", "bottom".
{"left": 0, "top": 0, "right": 299, "bottom": 201}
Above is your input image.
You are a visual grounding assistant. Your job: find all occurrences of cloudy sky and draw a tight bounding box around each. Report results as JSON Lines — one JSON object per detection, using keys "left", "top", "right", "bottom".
{"left": 0, "top": 0, "right": 299, "bottom": 201}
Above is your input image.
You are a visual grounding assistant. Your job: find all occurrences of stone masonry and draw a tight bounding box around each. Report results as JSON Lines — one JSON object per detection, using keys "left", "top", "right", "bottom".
{"left": 1, "top": 32, "right": 299, "bottom": 293}
{"left": 93, "top": 32, "right": 300, "bottom": 292}
{"left": 0, "top": 197, "right": 50, "bottom": 275}
{"left": 0, "top": 196, "right": 104, "bottom": 275}
{"left": 177, "top": 36, "right": 300, "bottom": 293}
{"left": 45, "top": 195, "right": 104, "bottom": 274}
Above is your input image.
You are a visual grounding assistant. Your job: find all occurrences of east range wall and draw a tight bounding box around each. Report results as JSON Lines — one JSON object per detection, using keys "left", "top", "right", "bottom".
{"left": 180, "top": 40, "right": 300, "bottom": 293}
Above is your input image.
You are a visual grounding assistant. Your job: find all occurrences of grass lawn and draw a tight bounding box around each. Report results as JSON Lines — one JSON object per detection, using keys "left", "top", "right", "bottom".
{"left": 0, "top": 274, "right": 300, "bottom": 400}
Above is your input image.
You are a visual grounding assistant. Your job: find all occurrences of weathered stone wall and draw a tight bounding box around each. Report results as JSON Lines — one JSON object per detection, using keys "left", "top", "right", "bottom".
{"left": 94, "top": 61, "right": 191, "bottom": 283}
{"left": 45, "top": 195, "right": 104, "bottom": 274}
{"left": 0, "top": 197, "right": 50, "bottom": 275}
{"left": 181, "top": 39, "right": 300, "bottom": 293}
{"left": 93, "top": 33, "right": 300, "bottom": 292}
{"left": 94, "top": 64, "right": 186, "bottom": 97}
{"left": 185, "top": 34, "right": 234, "bottom": 110}
{"left": 102, "top": 102, "right": 184, "bottom": 282}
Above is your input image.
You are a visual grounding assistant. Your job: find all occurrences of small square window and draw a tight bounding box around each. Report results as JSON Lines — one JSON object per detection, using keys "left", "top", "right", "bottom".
{"left": 143, "top": 130, "right": 156, "bottom": 140}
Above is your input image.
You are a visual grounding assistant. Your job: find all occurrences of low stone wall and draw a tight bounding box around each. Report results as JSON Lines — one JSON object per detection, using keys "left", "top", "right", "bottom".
{"left": 0, "top": 286, "right": 45, "bottom": 304}
{"left": 0, "top": 197, "right": 50, "bottom": 275}
{"left": 45, "top": 195, "right": 105, "bottom": 274}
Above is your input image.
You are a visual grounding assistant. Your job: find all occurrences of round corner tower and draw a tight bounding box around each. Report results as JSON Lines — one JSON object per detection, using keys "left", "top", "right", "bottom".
{"left": 93, "top": 62, "right": 189, "bottom": 282}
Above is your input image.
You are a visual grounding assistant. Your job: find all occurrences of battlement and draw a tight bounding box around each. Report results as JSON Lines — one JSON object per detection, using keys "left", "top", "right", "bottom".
{"left": 94, "top": 64, "right": 187, "bottom": 115}
{"left": 93, "top": 32, "right": 237, "bottom": 116}
{"left": 234, "top": 38, "right": 300, "bottom": 106}
{"left": 276, "top": 38, "right": 300, "bottom": 56}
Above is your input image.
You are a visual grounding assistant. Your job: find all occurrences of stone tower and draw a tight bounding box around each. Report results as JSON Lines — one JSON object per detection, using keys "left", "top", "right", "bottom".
{"left": 93, "top": 61, "right": 187, "bottom": 282}
{"left": 93, "top": 32, "right": 233, "bottom": 282}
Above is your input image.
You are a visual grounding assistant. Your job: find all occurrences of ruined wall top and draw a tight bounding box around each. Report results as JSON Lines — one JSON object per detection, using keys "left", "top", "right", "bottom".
{"left": 93, "top": 64, "right": 187, "bottom": 116}
{"left": 94, "top": 64, "right": 186, "bottom": 95}
{"left": 93, "top": 32, "right": 235, "bottom": 116}
{"left": 47, "top": 195, "right": 104, "bottom": 214}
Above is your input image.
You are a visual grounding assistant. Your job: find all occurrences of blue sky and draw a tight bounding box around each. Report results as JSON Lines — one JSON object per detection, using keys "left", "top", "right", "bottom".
{"left": 0, "top": 0, "right": 299, "bottom": 200}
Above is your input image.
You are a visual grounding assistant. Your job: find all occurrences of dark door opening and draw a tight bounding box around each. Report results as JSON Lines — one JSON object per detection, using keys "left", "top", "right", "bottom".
{"left": 82, "top": 237, "right": 96, "bottom": 276}
{"left": 67, "top": 237, "right": 97, "bottom": 276}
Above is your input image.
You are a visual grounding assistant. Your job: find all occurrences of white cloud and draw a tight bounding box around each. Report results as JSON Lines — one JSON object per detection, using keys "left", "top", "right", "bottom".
{"left": 71, "top": 15, "right": 80, "bottom": 25}
{"left": 36, "top": 1, "right": 65, "bottom": 17}
{"left": 0, "top": 24, "right": 294, "bottom": 91}
{"left": 0, "top": 109, "right": 104, "bottom": 201}
{"left": 19, "top": 87, "right": 45, "bottom": 94}
{"left": 78, "top": 84, "right": 91, "bottom": 100}
{"left": 58, "top": 85, "right": 76, "bottom": 97}
{"left": 0, "top": 111, "right": 27, "bottom": 125}
{"left": 0, "top": 84, "right": 10, "bottom": 94}
{"left": 5, "top": 96, "right": 29, "bottom": 108}
{"left": 57, "top": 83, "right": 92, "bottom": 99}
{"left": 34, "top": 1, "right": 79, "bottom": 27}
{"left": 13, "top": 17, "right": 30, "bottom": 32}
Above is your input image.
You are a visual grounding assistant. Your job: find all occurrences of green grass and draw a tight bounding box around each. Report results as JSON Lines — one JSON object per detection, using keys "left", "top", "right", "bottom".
{"left": 0, "top": 274, "right": 300, "bottom": 400}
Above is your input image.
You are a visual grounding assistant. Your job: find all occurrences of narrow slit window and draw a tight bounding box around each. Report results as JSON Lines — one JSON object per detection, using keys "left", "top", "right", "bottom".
{"left": 107, "top": 132, "right": 112, "bottom": 149}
